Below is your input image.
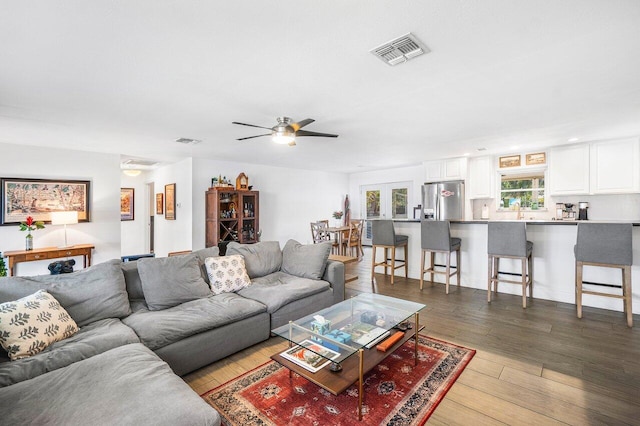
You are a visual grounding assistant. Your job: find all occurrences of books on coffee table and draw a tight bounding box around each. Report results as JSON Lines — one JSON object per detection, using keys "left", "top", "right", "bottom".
{"left": 280, "top": 340, "right": 341, "bottom": 373}
{"left": 343, "top": 322, "right": 390, "bottom": 349}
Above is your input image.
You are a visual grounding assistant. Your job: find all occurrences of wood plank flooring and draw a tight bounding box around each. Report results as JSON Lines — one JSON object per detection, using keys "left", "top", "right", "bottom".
{"left": 184, "top": 248, "right": 640, "bottom": 424}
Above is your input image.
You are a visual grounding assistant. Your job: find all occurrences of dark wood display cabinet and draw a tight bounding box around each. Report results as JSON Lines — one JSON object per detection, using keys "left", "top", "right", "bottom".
{"left": 205, "top": 188, "right": 259, "bottom": 251}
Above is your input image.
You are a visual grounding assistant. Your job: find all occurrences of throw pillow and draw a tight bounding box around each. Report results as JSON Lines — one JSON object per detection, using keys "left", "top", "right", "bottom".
{"left": 0, "top": 290, "right": 78, "bottom": 361}
{"left": 204, "top": 255, "right": 251, "bottom": 295}
{"left": 226, "top": 241, "right": 282, "bottom": 278}
{"left": 192, "top": 246, "right": 220, "bottom": 284}
{"left": 137, "top": 254, "right": 211, "bottom": 311}
{"left": 281, "top": 239, "right": 332, "bottom": 280}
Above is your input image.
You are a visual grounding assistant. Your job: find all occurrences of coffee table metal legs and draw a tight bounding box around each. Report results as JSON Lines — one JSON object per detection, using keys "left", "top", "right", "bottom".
{"left": 358, "top": 348, "right": 364, "bottom": 420}
{"left": 414, "top": 312, "right": 419, "bottom": 366}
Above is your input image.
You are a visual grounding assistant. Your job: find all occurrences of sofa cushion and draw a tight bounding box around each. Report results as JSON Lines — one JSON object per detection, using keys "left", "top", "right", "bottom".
{"left": 0, "top": 318, "right": 139, "bottom": 387}
{"left": 122, "top": 292, "right": 267, "bottom": 350}
{"left": 0, "top": 343, "right": 221, "bottom": 426}
{"left": 137, "top": 254, "right": 211, "bottom": 311}
{"left": 281, "top": 239, "right": 332, "bottom": 280}
{"left": 226, "top": 241, "right": 282, "bottom": 279}
{"left": 192, "top": 246, "right": 220, "bottom": 284}
{"left": 204, "top": 255, "right": 251, "bottom": 295}
{"left": 121, "top": 261, "right": 145, "bottom": 301}
{"left": 0, "top": 290, "right": 78, "bottom": 360}
{"left": 238, "top": 271, "right": 330, "bottom": 314}
{"left": 0, "top": 259, "right": 131, "bottom": 327}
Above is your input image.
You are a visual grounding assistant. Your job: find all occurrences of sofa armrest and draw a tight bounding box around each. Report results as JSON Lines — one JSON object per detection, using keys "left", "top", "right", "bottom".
{"left": 322, "top": 260, "right": 345, "bottom": 304}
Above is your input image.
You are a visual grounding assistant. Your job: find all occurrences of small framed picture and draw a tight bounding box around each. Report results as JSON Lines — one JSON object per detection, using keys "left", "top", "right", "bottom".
{"left": 526, "top": 152, "right": 546, "bottom": 165}
{"left": 165, "top": 183, "right": 176, "bottom": 220}
{"left": 120, "top": 188, "right": 135, "bottom": 221}
{"left": 499, "top": 155, "right": 521, "bottom": 168}
{"left": 156, "top": 193, "right": 163, "bottom": 215}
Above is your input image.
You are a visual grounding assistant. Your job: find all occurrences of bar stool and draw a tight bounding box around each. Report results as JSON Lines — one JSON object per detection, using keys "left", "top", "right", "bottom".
{"left": 575, "top": 223, "right": 633, "bottom": 327}
{"left": 487, "top": 222, "right": 533, "bottom": 308}
{"left": 370, "top": 220, "right": 408, "bottom": 285}
{"left": 420, "top": 220, "right": 461, "bottom": 294}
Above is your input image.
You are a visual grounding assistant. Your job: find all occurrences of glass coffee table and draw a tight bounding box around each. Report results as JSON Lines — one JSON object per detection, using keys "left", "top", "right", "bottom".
{"left": 271, "top": 293, "right": 425, "bottom": 420}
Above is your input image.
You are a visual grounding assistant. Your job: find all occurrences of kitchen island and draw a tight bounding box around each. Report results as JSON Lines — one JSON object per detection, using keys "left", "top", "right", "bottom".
{"left": 389, "top": 219, "right": 640, "bottom": 315}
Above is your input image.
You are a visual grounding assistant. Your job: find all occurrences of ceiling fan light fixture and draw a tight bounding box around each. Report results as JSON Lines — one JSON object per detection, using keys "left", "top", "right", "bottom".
{"left": 272, "top": 130, "right": 295, "bottom": 145}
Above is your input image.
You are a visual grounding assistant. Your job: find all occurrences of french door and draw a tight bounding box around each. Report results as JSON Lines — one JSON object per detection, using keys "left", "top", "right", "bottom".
{"left": 360, "top": 182, "right": 411, "bottom": 245}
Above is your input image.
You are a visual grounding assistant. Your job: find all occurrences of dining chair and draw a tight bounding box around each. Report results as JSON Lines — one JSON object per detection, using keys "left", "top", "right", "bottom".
{"left": 310, "top": 220, "right": 339, "bottom": 254}
{"left": 346, "top": 219, "right": 364, "bottom": 259}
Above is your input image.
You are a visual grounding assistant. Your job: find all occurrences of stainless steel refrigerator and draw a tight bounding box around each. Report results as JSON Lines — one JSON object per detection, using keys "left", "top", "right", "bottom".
{"left": 422, "top": 181, "right": 465, "bottom": 220}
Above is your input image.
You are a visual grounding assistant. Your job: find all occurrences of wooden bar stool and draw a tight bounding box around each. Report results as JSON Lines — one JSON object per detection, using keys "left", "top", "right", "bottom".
{"left": 420, "top": 220, "right": 461, "bottom": 294}
{"left": 575, "top": 223, "right": 633, "bottom": 327}
{"left": 487, "top": 222, "right": 533, "bottom": 308}
{"left": 370, "top": 220, "right": 408, "bottom": 285}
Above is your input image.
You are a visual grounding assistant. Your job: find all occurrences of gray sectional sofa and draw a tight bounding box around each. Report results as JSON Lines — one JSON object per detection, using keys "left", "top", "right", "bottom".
{"left": 0, "top": 240, "right": 344, "bottom": 425}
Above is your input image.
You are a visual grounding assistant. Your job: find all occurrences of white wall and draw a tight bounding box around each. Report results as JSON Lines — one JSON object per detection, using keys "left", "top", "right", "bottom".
{"left": 0, "top": 143, "right": 121, "bottom": 276}
{"left": 192, "top": 158, "right": 349, "bottom": 248}
{"left": 120, "top": 171, "right": 151, "bottom": 256}
{"left": 149, "top": 158, "right": 193, "bottom": 257}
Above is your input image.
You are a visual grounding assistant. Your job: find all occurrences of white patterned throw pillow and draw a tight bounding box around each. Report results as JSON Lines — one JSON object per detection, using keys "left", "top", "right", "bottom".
{"left": 0, "top": 290, "right": 79, "bottom": 361}
{"left": 204, "top": 255, "right": 251, "bottom": 295}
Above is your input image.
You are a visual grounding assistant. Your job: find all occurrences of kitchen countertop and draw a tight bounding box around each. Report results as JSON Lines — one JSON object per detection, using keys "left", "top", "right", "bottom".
{"left": 392, "top": 219, "right": 640, "bottom": 226}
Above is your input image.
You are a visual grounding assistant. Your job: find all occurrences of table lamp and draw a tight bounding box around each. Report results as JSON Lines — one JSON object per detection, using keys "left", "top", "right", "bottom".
{"left": 51, "top": 211, "right": 78, "bottom": 248}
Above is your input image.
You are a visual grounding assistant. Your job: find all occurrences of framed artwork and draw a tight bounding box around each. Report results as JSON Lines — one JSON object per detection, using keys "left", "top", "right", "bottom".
{"left": 120, "top": 188, "right": 135, "bottom": 221}
{"left": 1, "top": 177, "right": 91, "bottom": 225}
{"left": 165, "top": 183, "right": 176, "bottom": 220}
{"left": 499, "top": 155, "right": 521, "bottom": 168}
{"left": 526, "top": 152, "right": 546, "bottom": 165}
{"left": 156, "top": 193, "right": 164, "bottom": 215}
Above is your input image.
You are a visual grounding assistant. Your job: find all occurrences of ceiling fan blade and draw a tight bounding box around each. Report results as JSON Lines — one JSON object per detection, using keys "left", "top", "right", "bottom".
{"left": 288, "top": 140, "right": 296, "bottom": 146}
{"left": 290, "top": 118, "right": 315, "bottom": 131}
{"left": 237, "top": 133, "right": 271, "bottom": 141}
{"left": 232, "top": 121, "right": 273, "bottom": 130}
{"left": 295, "top": 130, "right": 339, "bottom": 138}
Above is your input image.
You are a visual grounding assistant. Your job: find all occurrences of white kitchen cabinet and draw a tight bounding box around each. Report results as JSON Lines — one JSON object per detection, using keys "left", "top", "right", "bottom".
{"left": 423, "top": 158, "right": 467, "bottom": 182}
{"left": 590, "top": 138, "right": 640, "bottom": 194}
{"left": 549, "top": 144, "right": 590, "bottom": 195}
{"left": 467, "top": 156, "right": 494, "bottom": 199}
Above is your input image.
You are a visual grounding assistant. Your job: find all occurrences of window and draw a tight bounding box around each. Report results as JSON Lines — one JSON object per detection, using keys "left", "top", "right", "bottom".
{"left": 499, "top": 172, "right": 545, "bottom": 210}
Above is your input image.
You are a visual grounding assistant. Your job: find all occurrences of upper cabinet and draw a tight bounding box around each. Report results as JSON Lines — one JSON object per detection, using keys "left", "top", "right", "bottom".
{"left": 424, "top": 157, "right": 467, "bottom": 182}
{"left": 590, "top": 138, "right": 640, "bottom": 194}
{"left": 549, "top": 137, "right": 640, "bottom": 195}
{"left": 467, "top": 156, "right": 494, "bottom": 199}
{"left": 549, "top": 144, "right": 590, "bottom": 195}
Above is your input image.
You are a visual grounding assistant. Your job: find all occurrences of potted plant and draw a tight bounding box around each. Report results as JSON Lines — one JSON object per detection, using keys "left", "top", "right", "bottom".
{"left": 0, "top": 252, "right": 7, "bottom": 277}
{"left": 332, "top": 211, "right": 343, "bottom": 227}
{"left": 19, "top": 216, "right": 45, "bottom": 251}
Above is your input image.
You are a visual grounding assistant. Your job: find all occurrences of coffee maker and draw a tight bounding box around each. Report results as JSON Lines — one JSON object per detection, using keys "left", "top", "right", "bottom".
{"left": 578, "top": 202, "right": 589, "bottom": 220}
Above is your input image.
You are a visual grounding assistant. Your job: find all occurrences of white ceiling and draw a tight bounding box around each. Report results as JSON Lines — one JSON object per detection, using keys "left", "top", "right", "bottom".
{"left": 1, "top": 1, "right": 640, "bottom": 173}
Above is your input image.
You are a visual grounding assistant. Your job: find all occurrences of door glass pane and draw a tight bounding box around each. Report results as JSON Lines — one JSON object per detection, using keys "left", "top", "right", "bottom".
{"left": 365, "top": 190, "right": 381, "bottom": 219}
{"left": 391, "top": 188, "right": 408, "bottom": 219}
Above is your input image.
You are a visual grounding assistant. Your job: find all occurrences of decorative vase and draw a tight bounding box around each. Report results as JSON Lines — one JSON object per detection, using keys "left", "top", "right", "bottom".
{"left": 25, "top": 234, "right": 33, "bottom": 251}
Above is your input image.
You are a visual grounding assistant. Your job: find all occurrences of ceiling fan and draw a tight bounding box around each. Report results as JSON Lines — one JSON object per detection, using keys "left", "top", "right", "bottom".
{"left": 232, "top": 117, "right": 339, "bottom": 146}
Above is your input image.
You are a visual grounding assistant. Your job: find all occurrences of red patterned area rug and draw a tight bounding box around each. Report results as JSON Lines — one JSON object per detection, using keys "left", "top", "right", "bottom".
{"left": 201, "top": 335, "right": 475, "bottom": 425}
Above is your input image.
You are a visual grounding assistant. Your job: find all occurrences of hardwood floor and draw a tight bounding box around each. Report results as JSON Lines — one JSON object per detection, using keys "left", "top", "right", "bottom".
{"left": 185, "top": 248, "right": 640, "bottom": 424}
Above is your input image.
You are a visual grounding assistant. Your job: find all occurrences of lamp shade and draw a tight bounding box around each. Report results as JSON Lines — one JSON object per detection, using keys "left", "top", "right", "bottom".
{"left": 51, "top": 211, "right": 78, "bottom": 226}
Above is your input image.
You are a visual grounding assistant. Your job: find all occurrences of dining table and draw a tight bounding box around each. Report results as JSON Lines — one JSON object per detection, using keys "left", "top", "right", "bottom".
{"left": 326, "top": 225, "right": 350, "bottom": 256}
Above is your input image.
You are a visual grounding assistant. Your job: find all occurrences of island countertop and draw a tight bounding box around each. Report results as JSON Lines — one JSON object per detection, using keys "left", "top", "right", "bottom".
{"left": 391, "top": 219, "right": 640, "bottom": 225}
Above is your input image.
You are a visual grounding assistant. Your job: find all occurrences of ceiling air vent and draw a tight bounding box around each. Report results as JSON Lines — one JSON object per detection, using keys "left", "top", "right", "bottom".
{"left": 122, "top": 159, "right": 158, "bottom": 167}
{"left": 175, "top": 137, "right": 201, "bottom": 145}
{"left": 370, "top": 33, "right": 430, "bottom": 66}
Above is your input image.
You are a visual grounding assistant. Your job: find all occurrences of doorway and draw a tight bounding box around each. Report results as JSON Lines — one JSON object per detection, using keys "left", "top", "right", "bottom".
{"left": 146, "top": 182, "right": 155, "bottom": 253}
{"left": 360, "top": 182, "right": 412, "bottom": 245}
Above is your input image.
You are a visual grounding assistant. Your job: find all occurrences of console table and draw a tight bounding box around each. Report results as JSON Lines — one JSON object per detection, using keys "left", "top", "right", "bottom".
{"left": 3, "top": 244, "right": 95, "bottom": 276}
